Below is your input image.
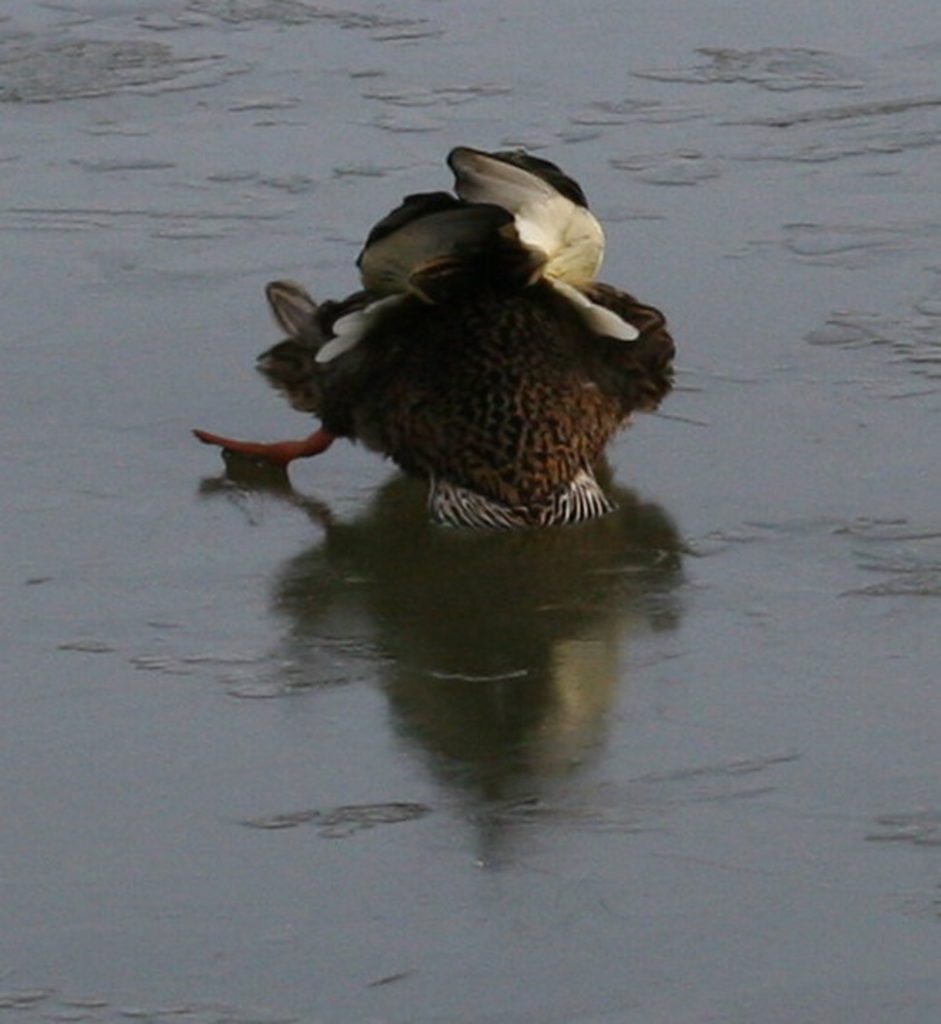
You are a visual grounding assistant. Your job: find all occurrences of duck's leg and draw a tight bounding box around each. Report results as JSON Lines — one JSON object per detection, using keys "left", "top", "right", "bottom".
{"left": 193, "top": 426, "right": 335, "bottom": 467}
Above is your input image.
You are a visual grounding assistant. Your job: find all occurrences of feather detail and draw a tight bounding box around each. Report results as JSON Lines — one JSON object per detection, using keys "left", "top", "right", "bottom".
{"left": 513, "top": 199, "right": 605, "bottom": 286}
{"left": 315, "top": 295, "right": 404, "bottom": 364}
{"left": 357, "top": 195, "right": 515, "bottom": 295}
{"left": 549, "top": 280, "right": 639, "bottom": 341}
{"left": 449, "top": 147, "right": 605, "bottom": 286}
{"left": 429, "top": 470, "right": 616, "bottom": 529}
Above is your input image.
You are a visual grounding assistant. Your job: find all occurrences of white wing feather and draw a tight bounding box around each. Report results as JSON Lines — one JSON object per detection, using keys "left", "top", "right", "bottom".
{"left": 549, "top": 280, "right": 638, "bottom": 341}
{"left": 315, "top": 295, "right": 404, "bottom": 364}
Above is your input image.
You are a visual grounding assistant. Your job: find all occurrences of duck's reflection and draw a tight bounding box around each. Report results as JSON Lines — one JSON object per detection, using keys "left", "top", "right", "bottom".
{"left": 201, "top": 464, "right": 683, "bottom": 804}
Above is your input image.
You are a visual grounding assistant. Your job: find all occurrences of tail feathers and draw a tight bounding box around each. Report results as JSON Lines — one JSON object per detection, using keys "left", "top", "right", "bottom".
{"left": 429, "top": 470, "right": 615, "bottom": 529}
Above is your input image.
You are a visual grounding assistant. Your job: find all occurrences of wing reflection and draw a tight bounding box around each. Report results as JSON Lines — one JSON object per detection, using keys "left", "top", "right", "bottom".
{"left": 201, "top": 464, "right": 684, "bottom": 812}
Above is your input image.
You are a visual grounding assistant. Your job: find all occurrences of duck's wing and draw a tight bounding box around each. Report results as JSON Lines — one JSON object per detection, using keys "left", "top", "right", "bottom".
{"left": 315, "top": 294, "right": 405, "bottom": 364}
{"left": 448, "top": 146, "right": 605, "bottom": 287}
{"left": 548, "top": 280, "right": 639, "bottom": 341}
{"left": 584, "top": 282, "right": 672, "bottom": 343}
{"left": 312, "top": 191, "right": 549, "bottom": 367}
{"left": 357, "top": 191, "right": 542, "bottom": 298}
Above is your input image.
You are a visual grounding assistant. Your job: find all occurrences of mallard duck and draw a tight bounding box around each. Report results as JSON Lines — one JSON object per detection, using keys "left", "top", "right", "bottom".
{"left": 195, "top": 148, "right": 674, "bottom": 528}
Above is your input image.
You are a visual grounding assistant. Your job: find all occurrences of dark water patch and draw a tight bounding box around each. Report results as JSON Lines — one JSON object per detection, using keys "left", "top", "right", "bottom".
{"left": 129, "top": 655, "right": 197, "bottom": 675}
{"left": 631, "top": 750, "right": 799, "bottom": 784}
{"left": 0, "top": 989, "right": 52, "bottom": 1009}
{"left": 369, "top": 109, "right": 444, "bottom": 133}
{"left": 834, "top": 519, "right": 941, "bottom": 543}
{"left": 227, "top": 96, "right": 301, "bottom": 112}
{"left": 3, "top": 203, "right": 290, "bottom": 237}
{"left": 205, "top": 170, "right": 264, "bottom": 184}
{"left": 556, "top": 127, "right": 603, "bottom": 144}
{"left": 362, "top": 82, "right": 510, "bottom": 109}
{"left": 58, "top": 996, "right": 110, "bottom": 1010}
{"left": 58, "top": 639, "right": 116, "bottom": 653}
{"left": 253, "top": 174, "right": 319, "bottom": 195}
{"left": 853, "top": 546, "right": 941, "bottom": 573}
{"left": 692, "top": 517, "right": 844, "bottom": 555}
{"left": 240, "top": 800, "right": 431, "bottom": 836}
{"left": 223, "top": 651, "right": 378, "bottom": 700}
{"left": 478, "top": 752, "right": 797, "bottom": 837}
{"left": 372, "top": 25, "right": 445, "bottom": 45}
{"left": 733, "top": 128, "right": 941, "bottom": 165}
{"left": 71, "top": 158, "right": 178, "bottom": 173}
{"left": 743, "top": 94, "right": 941, "bottom": 128}
{"left": 572, "top": 97, "right": 705, "bottom": 127}
{"left": 806, "top": 280, "right": 941, "bottom": 387}
{"left": 844, "top": 573, "right": 941, "bottom": 598}
{"left": 840, "top": 522, "right": 941, "bottom": 597}
{"left": 225, "top": 680, "right": 296, "bottom": 699}
{"left": 80, "top": 123, "right": 154, "bottom": 137}
{"left": 782, "top": 221, "right": 941, "bottom": 269}
{"left": 0, "top": 988, "right": 298, "bottom": 1023}
{"left": 136, "top": 12, "right": 211, "bottom": 33}
{"left": 332, "top": 160, "right": 404, "bottom": 179}
{"left": 867, "top": 812, "right": 941, "bottom": 846}
{"left": 805, "top": 315, "right": 890, "bottom": 348}
{"left": 0, "top": 36, "right": 243, "bottom": 103}
{"left": 152, "top": 227, "right": 228, "bottom": 240}
{"left": 366, "top": 970, "right": 414, "bottom": 989}
{"left": 476, "top": 793, "right": 648, "bottom": 836}
{"left": 844, "top": 560, "right": 941, "bottom": 597}
{"left": 127, "top": 650, "right": 268, "bottom": 683}
{"left": 610, "top": 150, "right": 722, "bottom": 186}
{"left": 651, "top": 409, "right": 711, "bottom": 430}
{"left": 688, "top": 518, "right": 941, "bottom": 601}
{"left": 634, "top": 47, "right": 870, "bottom": 93}
{"left": 222, "top": 747, "right": 796, "bottom": 866}
{"left": 186, "top": 0, "right": 425, "bottom": 35}
{"left": 60, "top": 636, "right": 277, "bottom": 682}
{"left": 190, "top": 0, "right": 337, "bottom": 25}
{"left": 724, "top": 82, "right": 941, "bottom": 170}
{"left": 179, "top": 652, "right": 264, "bottom": 666}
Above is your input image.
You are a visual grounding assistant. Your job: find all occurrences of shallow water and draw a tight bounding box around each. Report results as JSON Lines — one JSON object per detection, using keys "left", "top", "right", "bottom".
{"left": 2, "top": 2, "right": 940, "bottom": 1022}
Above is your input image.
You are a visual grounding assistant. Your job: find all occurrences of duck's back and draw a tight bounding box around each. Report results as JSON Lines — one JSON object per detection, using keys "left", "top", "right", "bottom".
{"left": 321, "top": 282, "right": 654, "bottom": 523}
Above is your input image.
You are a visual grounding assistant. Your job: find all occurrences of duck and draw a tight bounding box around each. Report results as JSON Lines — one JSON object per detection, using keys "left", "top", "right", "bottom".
{"left": 194, "top": 148, "right": 674, "bottom": 528}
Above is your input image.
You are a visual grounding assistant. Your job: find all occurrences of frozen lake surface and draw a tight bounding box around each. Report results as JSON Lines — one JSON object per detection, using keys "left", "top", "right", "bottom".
{"left": 2, "top": 2, "right": 940, "bottom": 1021}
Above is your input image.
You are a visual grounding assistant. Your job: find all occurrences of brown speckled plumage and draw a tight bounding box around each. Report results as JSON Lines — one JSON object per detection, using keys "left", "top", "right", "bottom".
{"left": 257, "top": 278, "right": 674, "bottom": 525}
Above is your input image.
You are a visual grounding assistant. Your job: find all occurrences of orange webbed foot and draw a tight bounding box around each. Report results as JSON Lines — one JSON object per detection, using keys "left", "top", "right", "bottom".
{"left": 193, "top": 426, "right": 335, "bottom": 467}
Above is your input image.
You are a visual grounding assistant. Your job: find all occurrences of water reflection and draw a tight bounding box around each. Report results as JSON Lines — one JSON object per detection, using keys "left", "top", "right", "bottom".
{"left": 202, "top": 464, "right": 683, "bottom": 804}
